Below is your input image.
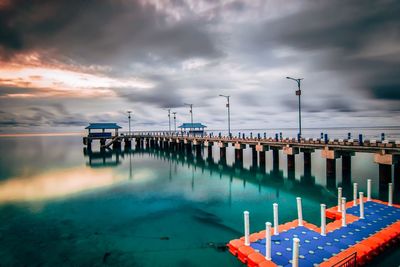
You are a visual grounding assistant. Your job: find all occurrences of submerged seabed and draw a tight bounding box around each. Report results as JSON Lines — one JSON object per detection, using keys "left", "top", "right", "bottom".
{"left": 0, "top": 135, "right": 398, "bottom": 266}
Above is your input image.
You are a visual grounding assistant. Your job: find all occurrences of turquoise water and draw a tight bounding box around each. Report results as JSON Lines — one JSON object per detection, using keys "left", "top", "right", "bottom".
{"left": 0, "top": 135, "right": 398, "bottom": 266}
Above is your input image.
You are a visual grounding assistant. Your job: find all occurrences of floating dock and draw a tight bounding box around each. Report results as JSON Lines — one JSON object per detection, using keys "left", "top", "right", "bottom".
{"left": 228, "top": 183, "right": 399, "bottom": 267}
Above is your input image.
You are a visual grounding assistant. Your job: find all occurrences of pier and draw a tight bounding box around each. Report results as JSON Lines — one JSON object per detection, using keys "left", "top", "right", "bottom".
{"left": 84, "top": 128, "right": 400, "bottom": 188}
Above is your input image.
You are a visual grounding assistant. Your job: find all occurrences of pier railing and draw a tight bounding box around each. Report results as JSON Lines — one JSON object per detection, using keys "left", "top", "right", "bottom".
{"left": 118, "top": 131, "right": 400, "bottom": 151}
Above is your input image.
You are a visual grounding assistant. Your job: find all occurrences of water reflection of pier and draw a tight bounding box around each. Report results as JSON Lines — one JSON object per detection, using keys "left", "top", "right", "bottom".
{"left": 83, "top": 148, "right": 123, "bottom": 167}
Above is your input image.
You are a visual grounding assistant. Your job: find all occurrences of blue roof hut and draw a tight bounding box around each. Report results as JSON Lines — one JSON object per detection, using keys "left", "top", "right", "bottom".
{"left": 85, "top": 123, "right": 122, "bottom": 138}
{"left": 178, "top": 123, "right": 207, "bottom": 136}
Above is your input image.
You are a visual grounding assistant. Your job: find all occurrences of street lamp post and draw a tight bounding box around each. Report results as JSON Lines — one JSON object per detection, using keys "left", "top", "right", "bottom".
{"left": 127, "top": 110, "right": 132, "bottom": 136}
{"left": 172, "top": 112, "right": 177, "bottom": 133}
{"left": 184, "top": 103, "right": 193, "bottom": 135}
{"left": 167, "top": 108, "right": 171, "bottom": 133}
{"left": 219, "top": 94, "right": 231, "bottom": 137}
{"left": 286, "top": 77, "right": 303, "bottom": 137}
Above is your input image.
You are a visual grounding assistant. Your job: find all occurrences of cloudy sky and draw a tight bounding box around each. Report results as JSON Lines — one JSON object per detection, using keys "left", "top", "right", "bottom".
{"left": 0, "top": 0, "right": 399, "bottom": 133}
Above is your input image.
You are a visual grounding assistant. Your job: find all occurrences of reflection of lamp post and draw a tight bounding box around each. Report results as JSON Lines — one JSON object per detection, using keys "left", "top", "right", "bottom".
{"left": 286, "top": 77, "right": 303, "bottom": 137}
{"left": 219, "top": 94, "right": 231, "bottom": 137}
{"left": 129, "top": 152, "right": 132, "bottom": 180}
{"left": 184, "top": 103, "right": 193, "bottom": 134}
{"left": 172, "top": 112, "right": 177, "bottom": 132}
{"left": 127, "top": 110, "right": 132, "bottom": 136}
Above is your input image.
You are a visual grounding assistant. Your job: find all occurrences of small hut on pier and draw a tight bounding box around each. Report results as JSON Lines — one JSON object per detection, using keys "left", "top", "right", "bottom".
{"left": 85, "top": 123, "right": 122, "bottom": 139}
{"left": 178, "top": 123, "right": 207, "bottom": 136}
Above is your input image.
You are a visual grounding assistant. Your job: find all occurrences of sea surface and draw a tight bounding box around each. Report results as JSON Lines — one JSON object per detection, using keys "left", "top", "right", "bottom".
{"left": 0, "top": 131, "right": 399, "bottom": 266}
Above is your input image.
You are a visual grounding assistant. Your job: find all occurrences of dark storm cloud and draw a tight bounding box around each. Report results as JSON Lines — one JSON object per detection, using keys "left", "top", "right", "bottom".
{"left": 0, "top": 0, "right": 222, "bottom": 65}
{"left": 371, "top": 84, "right": 400, "bottom": 100}
{"left": 281, "top": 97, "right": 355, "bottom": 113}
{"left": 0, "top": 105, "right": 88, "bottom": 128}
{"left": 252, "top": 0, "right": 400, "bottom": 101}
{"left": 115, "top": 75, "right": 184, "bottom": 108}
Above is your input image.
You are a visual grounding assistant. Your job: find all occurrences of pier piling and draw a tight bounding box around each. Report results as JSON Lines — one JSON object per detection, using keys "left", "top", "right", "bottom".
{"left": 272, "top": 149, "right": 279, "bottom": 171}
{"left": 259, "top": 151, "right": 266, "bottom": 169}
{"left": 303, "top": 151, "right": 312, "bottom": 176}
{"left": 251, "top": 145, "right": 258, "bottom": 166}
{"left": 326, "top": 158, "right": 336, "bottom": 188}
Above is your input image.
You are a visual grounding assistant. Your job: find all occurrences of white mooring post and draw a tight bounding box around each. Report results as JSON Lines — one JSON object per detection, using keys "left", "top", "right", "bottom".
{"left": 367, "top": 179, "right": 372, "bottom": 201}
{"left": 359, "top": 192, "right": 365, "bottom": 219}
{"left": 273, "top": 203, "right": 279, "bottom": 235}
{"left": 388, "top": 183, "right": 393, "bottom": 207}
{"left": 341, "top": 197, "right": 347, "bottom": 227}
{"left": 292, "top": 238, "right": 300, "bottom": 267}
{"left": 337, "top": 187, "right": 342, "bottom": 212}
{"left": 320, "top": 204, "right": 326, "bottom": 236}
{"left": 244, "top": 211, "right": 250, "bottom": 246}
{"left": 353, "top": 183, "right": 358, "bottom": 207}
{"left": 296, "top": 197, "right": 303, "bottom": 226}
{"left": 265, "top": 222, "right": 272, "bottom": 260}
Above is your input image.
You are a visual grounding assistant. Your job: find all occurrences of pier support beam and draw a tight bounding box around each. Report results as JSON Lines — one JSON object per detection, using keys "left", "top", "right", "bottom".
{"left": 87, "top": 139, "right": 92, "bottom": 151}
{"left": 218, "top": 142, "right": 228, "bottom": 159}
{"left": 135, "top": 138, "right": 141, "bottom": 149}
{"left": 322, "top": 147, "right": 340, "bottom": 188}
{"left": 100, "top": 138, "right": 106, "bottom": 152}
{"left": 204, "top": 140, "right": 214, "bottom": 160}
{"left": 100, "top": 138, "right": 106, "bottom": 147}
{"left": 256, "top": 144, "right": 269, "bottom": 168}
{"left": 186, "top": 144, "right": 192, "bottom": 154}
{"left": 374, "top": 152, "right": 399, "bottom": 199}
{"left": 300, "top": 148, "right": 314, "bottom": 184}
{"left": 194, "top": 144, "right": 202, "bottom": 158}
{"left": 234, "top": 143, "right": 245, "bottom": 166}
{"left": 340, "top": 152, "right": 355, "bottom": 187}
{"left": 304, "top": 152, "right": 311, "bottom": 174}
{"left": 283, "top": 146, "right": 299, "bottom": 179}
{"left": 259, "top": 151, "right": 266, "bottom": 170}
{"left": 251, "top": 145, "right": 258, "bottom": 166}
{"left": 207, "top": 146, "right": 213, "bottom": 159}
{"left": 184, "top": 139, "right": 192, "bottom": 154}
{"left": 176, "top": 140, "right": 183, "bottom": 151}
{"left": 124, "top": 138, "right": 132, "bottom": 149}
{"left": 112, "top": 139, "right": 121, "bottom": 150}
{"left": 220, "top": 147, "right": 226, "bottom": 159}
{"left": 287, "top": 155, "right": 295, "bottom": 179}
{"left": 271, "top": 147, "right": 281, "bottom": 174}
{"left": 165, "top": 140, "right": 169, "bottom": 150}
{"left": 301, "top": 148, "right": 314, "bottom": 177}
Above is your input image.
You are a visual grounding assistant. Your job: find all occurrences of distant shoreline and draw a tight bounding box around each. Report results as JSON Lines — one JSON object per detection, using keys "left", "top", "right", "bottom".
{"left": 0, "top": 132, "right": 84, "bottom": 137}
